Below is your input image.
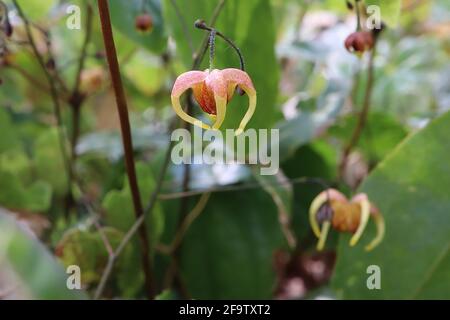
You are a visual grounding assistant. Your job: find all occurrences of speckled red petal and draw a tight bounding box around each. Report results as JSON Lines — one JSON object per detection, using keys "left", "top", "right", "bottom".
{"left": 221, "top": 68, "right": 255, "bottom": 91}
{"left": 171, "top": 71, "right": 207, "bottom": 98}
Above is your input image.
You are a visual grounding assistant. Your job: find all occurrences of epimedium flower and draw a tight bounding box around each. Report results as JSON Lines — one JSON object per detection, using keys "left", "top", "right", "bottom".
{"left": 171, "top": 68, "right": 256, "bottom": 136}
{"left": 344, "top": 31, "right": 374, "bottom": 53}
{"left": 343, "top": 0, "right": 379, "bottom": 54}
{"left": 171, "top": 20, "right": 257, "bottom": 135}
{"left": 309, "top": 189, "right": 385, "bottom": 251}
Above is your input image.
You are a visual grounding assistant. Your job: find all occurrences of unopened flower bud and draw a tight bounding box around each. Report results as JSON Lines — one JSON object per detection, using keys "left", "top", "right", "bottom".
{"left": 135, "top": 13, "right": 153, "bottom": 33}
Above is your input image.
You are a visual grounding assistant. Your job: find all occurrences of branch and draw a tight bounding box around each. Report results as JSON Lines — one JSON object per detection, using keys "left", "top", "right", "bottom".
{"left": 95, "top": 0, "right": 228, "bottom": 299}
{"left": 69, "top": 3, "right": 93, "bottom": 170}
{"left": 97, "top": 0, "right": 154, "bottom": 299}
{"left": 256, "top": 172, "right": 297, "bottom": 250}
{"left": 338, "top": 45, "right": 377, "bottom": 182}
{"left": 5, "top": 63, "right": 50, "bottom": 93}
{"left": 158, "top": 176, "right": 332, "bottom": 200}
{"left": 94, "top": 126, "right": 175, "bottom": 299}
{"left": 72, "top": 3, "right": 93, "bottom": 97}
{"left": 168, "top": 193, "right": 211, "bottom": 254}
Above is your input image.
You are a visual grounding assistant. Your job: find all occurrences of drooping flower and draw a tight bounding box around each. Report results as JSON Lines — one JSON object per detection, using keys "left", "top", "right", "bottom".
{"left": 309, "top": 189, "right": 385, "bottom": 251}
{"left": 171, "top": 68, "right": 256, "bottom": 135}
{"left": 344, "top": 31, "right": 374, "bottom": 53}
{"left": 135, "top": 13, "right": 153, "bottom": 33}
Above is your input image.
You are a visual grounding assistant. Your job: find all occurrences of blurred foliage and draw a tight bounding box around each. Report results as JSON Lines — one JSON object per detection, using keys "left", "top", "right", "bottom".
{"left": 0, "top": 212, "right": 87, "bottom": 299}
{"left": 0, "top": 0, "right": 449, "bottom": 300}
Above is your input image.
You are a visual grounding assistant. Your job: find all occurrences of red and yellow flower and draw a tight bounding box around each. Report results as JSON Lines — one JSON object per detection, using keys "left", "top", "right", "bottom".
{"left": 171, "top": 68, "right": 256, "bottom": 135}
{"left": 309, "top": 189, "right": 385, "bottom": 251}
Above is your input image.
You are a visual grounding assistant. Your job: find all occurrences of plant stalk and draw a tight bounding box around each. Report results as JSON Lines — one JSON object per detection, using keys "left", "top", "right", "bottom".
{"left": 97, "top": 0, "right": 155, "bottom": 299}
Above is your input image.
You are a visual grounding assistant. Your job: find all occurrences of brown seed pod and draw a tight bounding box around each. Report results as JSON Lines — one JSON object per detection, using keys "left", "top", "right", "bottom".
{"left": 135, "top": 13, "right": 153, "bottom": 33}
{"left": 344, "top": 31, "right": 375, "bottom": 53}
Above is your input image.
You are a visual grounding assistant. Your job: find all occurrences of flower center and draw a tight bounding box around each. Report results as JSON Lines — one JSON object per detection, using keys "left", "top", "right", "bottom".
{"left": 193, "top": 82, "right": 218, "bottom": 115}
{"left": 330, "top": 202, "right": 361, "bottom": 233}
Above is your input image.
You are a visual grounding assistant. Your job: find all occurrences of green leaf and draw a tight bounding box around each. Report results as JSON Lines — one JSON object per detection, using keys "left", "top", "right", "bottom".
{"left": 56, "top": 227, "right": 141, "bottom": 296}
{"left": 180, "top": 190, "right": 285, "bottom": 299}
{"left": 365, "top": 0, "right": 402, "bottom": 27}
{"left": 101, "top": 162, "right": 165, "bottom": 297}
{"left": 0, "top": 108, "right": 22, "bottom": 154}
{"left": 34, "top": 128, "right": 68, "bottom": 197}
{"left": 102, "top": 162, "right": 164, "bottom": 249}
{"left": 164, "top": 0, "right": 279, "bottom": 130}
{"left": 0, "top": 152, "right": 52, "bottom": 212}
{"left": 57, "top": 227, "right": 120, "bottom": 285}
{"left": 16, "top": 0, "right": 55, "bottom": 21}
{"left": 0, "top": 113, "right": 53, "bottom": 211}
{"left": 0, "top": 213, "right": 87, "bottom": 299}
{"left": 332, "top": 110, "right": 450, "bottom": 299}
{"left": 109, "top": 0, "right": 167, "bottom": 54}
{"left": 123, "top": 51, "right": 168, "bottom": 96}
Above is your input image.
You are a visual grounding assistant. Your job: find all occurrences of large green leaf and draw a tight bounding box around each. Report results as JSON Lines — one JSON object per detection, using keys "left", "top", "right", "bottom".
{"left": 109, "top": 0, "right": 167, "bottom": 54}
{"left": 332, "top": 110, "right": 450, "bottom": 299}
{"left": 0, "top": 213, "right": 87, "bottom": 299}
{"left": 180, "top": 189, "right": 285, "bottom": 299}
{"left": 164, "top": 0, "right": 279, "bottom": 130}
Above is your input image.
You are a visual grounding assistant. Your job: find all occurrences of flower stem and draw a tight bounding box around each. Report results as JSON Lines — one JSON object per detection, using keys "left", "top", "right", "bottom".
{"left": 195, "top": 20, "right": 245, "bottom": 71}
{"left": 97, "top": 0, "right": 155, "bottom": 299}
{"left": 209, "top": 29, "right": 216, "bottom": 70}
{"left": 355, "top": 0, "right": 362, "bottom": 31}
{"left": 338, "top": 43, "right": 377, "bottom": 185}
